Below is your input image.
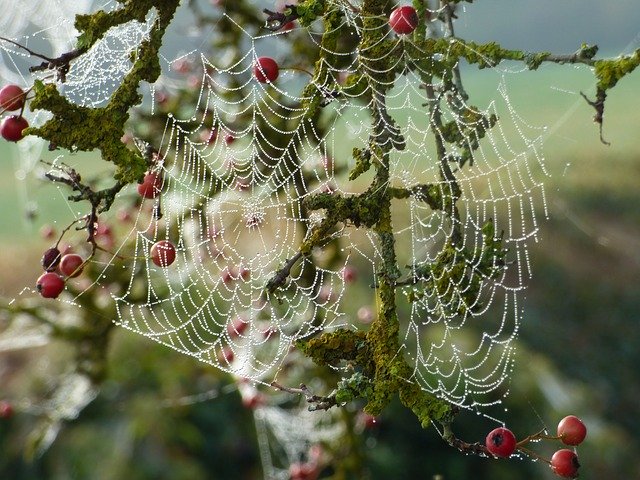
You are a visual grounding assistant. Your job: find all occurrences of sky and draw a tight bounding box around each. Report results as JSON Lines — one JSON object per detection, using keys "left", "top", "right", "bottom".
{"left": 456, "top": 0, "right": 640, "bottom": 54}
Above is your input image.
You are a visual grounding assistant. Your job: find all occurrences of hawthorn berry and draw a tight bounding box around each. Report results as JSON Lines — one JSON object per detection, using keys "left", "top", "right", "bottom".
{"left": 36, "top": 272, "right": 65, "bottom": 299}
{"left": 389, "top": 6, "right": 419, "bottom": 35}
{"left": 0, "top": 84, "right": 26, "bottom": 111}
{"left": 241, "top": 392, "right": 266, "bottom": 409}
{"left": 485, "top": 427, "right": 517, "bottom": 458}
{"left": 227, "top": 316, "right": 249, "bottom": 337}
{"left": 41, "top": 247, "right": 62, "bottom": 272}
{"left": 220, "top": 345, "right": 235, "bottom": 364}
{"left": 557, "top": 415, "right": 587, "bottom": 446}
{"left": 137, "top": 172, "right": 162, "bottom": 199}
{"left": 253, "top": 56, "right": 279, "bottom": 83}
{"left": 0, "top": 400, "right": 13, "bottom": 419}
{"left": 551, "top": 449, "right": 580, "bottom": 478}
{"left": 150, "top": 240, "right": 176, "bottom": 267}
{"left": 60, "top": 254, "right": 85, "bottom": 277}
{"left": 288, "top": 462, "right": 319, "bottom": 480}
{"left": 239, "top": 266, "right": 250, "bottom": 280}
{"left": 1, "top": 115, "right": 29, "bottom": 142}
{"left": 341, "top": 265, "right": 357, "bottom": 283}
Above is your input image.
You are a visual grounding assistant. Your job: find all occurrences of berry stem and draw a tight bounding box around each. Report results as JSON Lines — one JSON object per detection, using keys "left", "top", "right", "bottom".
{"left": 516, "top": 445, "right": 552, "bottom": 465}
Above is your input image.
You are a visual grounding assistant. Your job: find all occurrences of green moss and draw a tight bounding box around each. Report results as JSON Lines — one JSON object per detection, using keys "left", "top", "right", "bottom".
{"left": 594, "top": 49, "right": 640, "bottom": 91}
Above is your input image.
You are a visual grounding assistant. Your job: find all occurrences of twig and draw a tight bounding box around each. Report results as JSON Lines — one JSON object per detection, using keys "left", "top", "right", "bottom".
{"left": 266, "top": 252, "right": 304, "bottom": 293}
{"left": 263, "top": 7, "right": 299, "bottom": 32}
{"left": 271, "top": 382, "right": 338, "bottom": 411}
{"left": 580, "top": 90, "right": 610, "bottom": 145}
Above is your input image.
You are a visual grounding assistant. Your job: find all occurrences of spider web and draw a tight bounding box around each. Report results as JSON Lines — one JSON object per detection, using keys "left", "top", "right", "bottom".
{"left": 3, "top": 2, "right": 551, "bottom": 413}
{"left": 110, "top": 1, "right": 548, "bottom": 411}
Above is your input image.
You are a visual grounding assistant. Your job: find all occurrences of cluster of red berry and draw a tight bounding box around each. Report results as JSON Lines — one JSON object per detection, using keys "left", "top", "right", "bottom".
{"left": 0, "top": 84, "right": 29, "bottom": 142}
{"left": 485, "top": 415, "right": 587, "bottom": 478}
{"left": 36, "top": 247, "right": 86, "bottom": 299}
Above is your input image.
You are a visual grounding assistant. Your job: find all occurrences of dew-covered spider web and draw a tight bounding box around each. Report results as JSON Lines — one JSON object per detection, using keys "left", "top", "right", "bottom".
{"left": 3, "top": 1, "right": 553, "bottom": 416}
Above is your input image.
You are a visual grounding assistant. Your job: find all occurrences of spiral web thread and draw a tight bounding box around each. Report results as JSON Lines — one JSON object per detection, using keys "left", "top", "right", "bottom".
{"left": 2, "top": 0, "right": 551, "bottom": 422}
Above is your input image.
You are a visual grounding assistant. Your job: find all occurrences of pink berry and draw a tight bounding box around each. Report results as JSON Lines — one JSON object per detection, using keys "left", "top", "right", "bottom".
{"left": 150, "top": 240, "right": 176, "bottom": 267}
{"left": 36, "top": 272, "right": 65, "bottom": 298}
{"left": 341, "top": 265, "right": 357, "bottom": 283}
{"left": 389, "top": 6, "right": 419, "bottom": 35}
{"left": 485, "top": 427, "right": 517, "bottom": 458}
{"left": 41, "top": 247, "right": 62, "bottom": 271}
{"left": 227, "top": 316, "right": 249, "bottom": 337}
{"left": 137, "top": 172, "right": 162, "bottom": 199}
{"left": 220, "top": 345, "right": 235, "bottom": 364}
{"left": 60, "top": 253, "right": 85, "bottom": 277}
{"left": 242, "top": 392, "right": 265, "bottom": 410}
{"left": 200, "top": 127, "right": 218, "bottom": 144}
{"left": 357, "top": 306, "right": 374, "bottom": 323}
{"left": 0, "top": 400, "right": 13, "bottom": 419}
{"left": 40, "top": 224, "right": 56, "bottom": 240}
{"left": 557, "top": 415, "right": 587, "bottom": 446}
{"left": 0, "top": 84, "right": 26, "bottom": 111}
{"left": 1, "top": 115, "right": 29, "bottom": 142}
{"left": 551, "top": 449, "right": 580, "bottom": 478}
{"left": 253, "top": 56, "right": 279, "bottom": 83}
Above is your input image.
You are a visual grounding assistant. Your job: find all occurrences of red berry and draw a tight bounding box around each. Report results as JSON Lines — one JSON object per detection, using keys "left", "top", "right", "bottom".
{"left": 224, "top": 133, "right": 235, "bottom": 145}
{"left": 253, "top": 57, "right": 279, "bottom": 83}
{"left": 389, "top": 6, "right": 419, "bottom": 35}
{"left": 557, "top": 415, "right": 587, "bottom": 446}
{"left": 41, "top": 247, "right": 62, "bottom": 271}
{"left": 137, "top": 172, "right": 162, "bottom": 199}
{"left": 36, "top": 272, "right": 65, "bottom": 298}
{"left": 227, "top": 316, "right": 249, "bottom": 337}
{"left": 60, "top": 254, "right": 85, "bottom": 277}
{"left": 1, "top": 115, "right": 29, "bottom": 142}
{"left": 150, "top": 240, "right": 176, "bottom": 267}
{"left": 485, "top": 427, "right": 517, "bottom": 458}
{"left": 0, "top": 401, "right": 13, "bottom": 419}
{"left": 551, "top": 449, "right": 580, "bottom": 478}
{"left": 288, "top": 462, "right": 319, "bottom": 480}
{"left": 0, "top": 85, "right": 26, "bottom": 111}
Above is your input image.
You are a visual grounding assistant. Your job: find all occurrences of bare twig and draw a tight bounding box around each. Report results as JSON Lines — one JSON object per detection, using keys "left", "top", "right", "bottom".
{"left": 263, "top": 7, "right": 299, "bottom": 31}
{"left": 580, "top": 90, "right": 610, "bottom": 145}
{"left": 271, "top": 382, "right": 338, "bottom": 411}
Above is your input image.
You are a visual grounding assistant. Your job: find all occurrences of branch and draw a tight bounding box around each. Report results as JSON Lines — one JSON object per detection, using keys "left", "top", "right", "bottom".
{"left": 271, "top": 382, "right": 339, "bottom": 411}
{"left": 263, "top": 7, "right": 299, "bottom": 31}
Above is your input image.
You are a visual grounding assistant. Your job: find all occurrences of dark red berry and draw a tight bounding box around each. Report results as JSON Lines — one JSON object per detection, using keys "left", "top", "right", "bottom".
{"left": 0, "top": 400, "right": 13, "bottom": 419}
{"left": 253, "top": 57, "right": 279, "bottom": 83}
{"left": 41, "top": 247, "right": 62, "bottom": 271}
{"left": 1, "top": 115, "right": 29, "bottom": 142}
{"left": 389, "top": 6, "right": 419, "bottom": 35}
{"left": 150, "top": 240, "right": 176, "bottom": 267}
{"left": 0, "top": 85, "right": 26, "bottom": 111}
{"left": 36, "top": 272, "right": 65, "bottom": 298}
{"left": 551, "top": 449, "right": 580, "bottom": 478}
{"left": 557, "top": 415, "right": 587, "bottom": 446}
{"left": 485, "top": 427, "right": 517, "bottom": 458}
